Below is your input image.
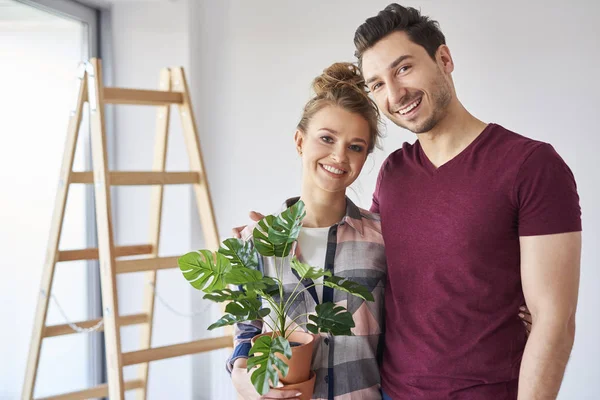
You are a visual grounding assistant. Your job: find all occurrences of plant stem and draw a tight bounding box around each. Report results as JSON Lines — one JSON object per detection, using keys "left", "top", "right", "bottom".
{"left": 284, "top": 312, "right": 312, "bottom": 333}
{"left": 283, "top": 266, "right": 304, "bottom": 313}
{"left": 277, "top": 242, "right": 290, "bottom": 335}
{"left": 283, "top": 283, "right": 325, "bottom": 316}
{"left": 262, "top": 316, "right": 277, "bottom": 334}
{"left": 285, "top": 322, "right": 312, "bottom": 339}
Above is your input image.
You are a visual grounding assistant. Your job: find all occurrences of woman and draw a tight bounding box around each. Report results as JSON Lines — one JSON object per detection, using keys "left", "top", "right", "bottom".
{"left": 229, "top": 62, "right": 386, "bottom": 400}
{"left": 227, "top": 62, "right": 533, "bottom": 400}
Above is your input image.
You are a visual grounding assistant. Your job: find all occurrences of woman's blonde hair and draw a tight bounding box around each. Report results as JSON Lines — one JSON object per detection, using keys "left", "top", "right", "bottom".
{"left": 297, "top": 62, "right": 382, "bottom": 154}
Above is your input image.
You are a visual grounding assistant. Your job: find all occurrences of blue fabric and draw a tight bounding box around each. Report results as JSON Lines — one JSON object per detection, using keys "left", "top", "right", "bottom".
{"left": 230, "top": 341, "right": 252, "bottom": 359}
{"left": 381, "top": 389, "right": 393, "bottom": 400}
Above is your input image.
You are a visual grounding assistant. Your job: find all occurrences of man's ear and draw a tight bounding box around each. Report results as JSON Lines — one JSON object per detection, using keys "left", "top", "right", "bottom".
{"left": 436, "top": 44, "right": 454, "bottom": 74}
{"left": 294, "top": 130, "right": 304, "bottom": 155}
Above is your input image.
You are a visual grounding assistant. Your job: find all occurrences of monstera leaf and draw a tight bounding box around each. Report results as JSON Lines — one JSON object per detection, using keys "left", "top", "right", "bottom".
{"left": 225, "top": 298, "right": 265, "bottom": 317}
{"left": 224, "top": 267, "right": 277, "bottom": 294}
{"left": 208, "top": 313, "right": 251, "bottom": 330}
{"left": 202, "top": 288, "right": 248, "bottom": 303}
{"left": 252, "top": 215, "right": 290, "bottom": 257}
{"left": 290, "top": 257, "right": 331, "bottom": 280}
{"left": 207, "top": 298, "right": 270, "bottom": 330}
{"left": 268, "top": 200, "right": 306, "bottom": 246}
{"left": 306, "top": 302, "right": 355, "bottom": 336}
{"left": 218, "top": 238, "right": 259, "bottom": 270}
{"left": 178, "top": 250, "right": 231, "bottom": 293}
{"left": 247, "top": 335, "right": 292, "bottom": 395}
{"left": 324, "top": 276, "right": 374, "bottom": 302}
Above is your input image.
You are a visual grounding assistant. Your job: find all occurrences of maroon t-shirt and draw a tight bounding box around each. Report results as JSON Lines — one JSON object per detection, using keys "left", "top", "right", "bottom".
{"left": 373, "top": 124, "right": 581, "bottom": 399}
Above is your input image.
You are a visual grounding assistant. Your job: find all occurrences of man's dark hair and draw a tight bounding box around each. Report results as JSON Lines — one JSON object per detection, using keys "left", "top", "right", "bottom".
{"left": 354, "top": 4, "right": 446, "bottom": 67}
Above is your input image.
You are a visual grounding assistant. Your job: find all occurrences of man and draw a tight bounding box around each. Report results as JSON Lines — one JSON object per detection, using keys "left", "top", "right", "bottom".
{"left": 355, "top": 4, "right": 581, "bottom": 399}
{"left": 234, "top": 4, "right": 581, "bottom": 399}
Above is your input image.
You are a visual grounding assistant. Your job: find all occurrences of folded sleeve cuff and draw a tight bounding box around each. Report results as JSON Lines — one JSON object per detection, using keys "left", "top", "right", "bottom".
{"left": 226, "top": 342, "right": 252, "bottom": 374}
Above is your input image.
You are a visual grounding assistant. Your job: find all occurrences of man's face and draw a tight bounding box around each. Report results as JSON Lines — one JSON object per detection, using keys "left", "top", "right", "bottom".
{"left": 361, "top": 31, "right": 453, "bottom": 134}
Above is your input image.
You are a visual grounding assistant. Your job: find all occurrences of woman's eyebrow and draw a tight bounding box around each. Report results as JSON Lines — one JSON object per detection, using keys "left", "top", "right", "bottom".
{"left": 318, "top": 128, "right": 367, "bottom": 144}
{"left": 318, "top": 127, "right": 338, "bottom": 134}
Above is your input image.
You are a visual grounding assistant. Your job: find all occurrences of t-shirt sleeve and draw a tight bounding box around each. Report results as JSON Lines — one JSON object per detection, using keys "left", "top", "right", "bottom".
{"left": 514, "top": 143, "right": 581, "bottom": 236}
{"left": 370, "top": 158, "right": 387, "bottom": 214}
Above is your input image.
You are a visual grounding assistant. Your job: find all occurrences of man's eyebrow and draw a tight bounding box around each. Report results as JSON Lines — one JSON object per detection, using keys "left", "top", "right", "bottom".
{"left": 389, "top": 54, "right": 412, "bottom": 70}
{"left": 365, "top": 54, "right": 413, "bottom": 86}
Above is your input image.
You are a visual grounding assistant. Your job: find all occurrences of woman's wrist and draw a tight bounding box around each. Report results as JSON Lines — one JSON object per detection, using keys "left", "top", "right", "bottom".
{"left": 233, "top": 358, "right": 248, "bottom": 369}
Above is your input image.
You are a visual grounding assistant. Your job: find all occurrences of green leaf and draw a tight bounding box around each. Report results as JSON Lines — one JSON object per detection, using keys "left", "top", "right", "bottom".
{"left": 268, "top": 200, "right": 306, "bottom": 246}
{"left": 178, "top": 250, "right": 231, "bottom": 293}
{"left": 253, "top": 215, "right": 291, "bottom": 257}
{"left": 202, "top": 289, "right": 248, "bottom": 303}
{"left": 224, "top": 268, "right": 277, "bottom": 294}
{"left": 207, "top": 306, "right": 271, "bottom": 330}
{"left": 323, "top": 276, "right": 375, "bottom": 302}
{"left": 306, "top": 302, "right": 355, "bottom": 336}
{"left": 208, "top": 313, "right": 245, "bottom": 330}
{"left": 224, "top": 267, "right": 263, "bottom": 285}
{"left": 225, "top": 298, "right": 262, "bottom": 317}
{"left": 290, "top": 257, "right": 331, "bottom": 280}
{"left": 260, "top": 283, "right": 280, "bottom": 298}
{"left": 247, "top": 335, "right": 292, "bottom": 395}
{"left": 218, "top": 238, "right": 259, "bottom": 270}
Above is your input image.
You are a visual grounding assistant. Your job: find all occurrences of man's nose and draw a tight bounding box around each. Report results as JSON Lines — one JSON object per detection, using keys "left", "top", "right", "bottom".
{"left": 387, "top": 80, "right": 407, "bottom": 107}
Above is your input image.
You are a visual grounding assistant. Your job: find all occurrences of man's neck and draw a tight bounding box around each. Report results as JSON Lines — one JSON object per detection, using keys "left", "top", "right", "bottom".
{"left": 299, "top": 186, "right": 346, "bottom": 228}
{"left": 418, "top": 101, "right": 488, "bottom": 168}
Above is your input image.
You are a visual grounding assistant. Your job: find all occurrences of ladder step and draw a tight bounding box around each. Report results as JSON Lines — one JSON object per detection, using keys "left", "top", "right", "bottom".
{"left": 44, "top": 313, "right": 149, "bottom": 338}
{"left": 70, "top": 171, "right": 200, "bottom": 185}
{"left": 116, "top": 256, "right": 179, "bottom": 274}
{"left": 35, "top": 379, "right": 144, "bottom": 400}
{"left": 58, "top": 244, "right": 153, "bottom": 262}
{"left": 103, "top": 87, "right": 183, "bottom": 105}
{"left": 122, "top": 335, "right": 232, "bottom": 366}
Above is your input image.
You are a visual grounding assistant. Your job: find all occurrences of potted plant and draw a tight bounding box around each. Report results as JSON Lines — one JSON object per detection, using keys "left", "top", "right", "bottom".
{"left": 178, "top": 200, "right": 374, "bottom": 397}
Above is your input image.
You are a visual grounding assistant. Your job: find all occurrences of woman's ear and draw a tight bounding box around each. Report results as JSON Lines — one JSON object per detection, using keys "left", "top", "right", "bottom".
{"left": 294, "top": 130, "right": 304, "bottom": 155}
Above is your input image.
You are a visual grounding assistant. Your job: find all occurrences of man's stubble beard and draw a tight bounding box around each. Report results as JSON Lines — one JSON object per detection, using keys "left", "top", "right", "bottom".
{"left": 393, "top": 70, "right": 452, "bottom": 134}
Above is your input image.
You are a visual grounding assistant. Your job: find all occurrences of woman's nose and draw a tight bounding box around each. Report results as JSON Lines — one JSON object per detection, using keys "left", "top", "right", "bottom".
{"left": 331, "top": 147, "right": 349, "bottom": 163}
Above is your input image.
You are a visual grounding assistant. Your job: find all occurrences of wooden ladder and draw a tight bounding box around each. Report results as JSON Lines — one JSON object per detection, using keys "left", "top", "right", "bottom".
{"left": 22, "top": 58, "right": 232, "bottom": 400}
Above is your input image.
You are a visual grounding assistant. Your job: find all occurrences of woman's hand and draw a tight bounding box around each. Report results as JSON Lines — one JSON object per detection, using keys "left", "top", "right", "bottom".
{"left": 519, "top": 305, "right": 532, "bottom": 336}
{"left": 231, "top": 359, "right": 302, "bottom": 400}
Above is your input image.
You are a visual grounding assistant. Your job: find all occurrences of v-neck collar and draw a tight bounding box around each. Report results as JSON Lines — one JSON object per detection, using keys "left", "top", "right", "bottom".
{"left": 417, "top": 123, "right": 495, "bottom": 175}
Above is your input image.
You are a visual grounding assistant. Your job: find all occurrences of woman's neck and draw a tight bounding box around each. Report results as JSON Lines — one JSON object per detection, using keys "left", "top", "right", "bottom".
{"left": 299, "top": 187, "right": 346, "bottom": 228}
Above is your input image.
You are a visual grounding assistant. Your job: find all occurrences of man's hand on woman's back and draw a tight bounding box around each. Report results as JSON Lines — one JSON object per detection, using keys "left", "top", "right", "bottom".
{"left": 232, "top": 211, "right": 265, "bottom": 238}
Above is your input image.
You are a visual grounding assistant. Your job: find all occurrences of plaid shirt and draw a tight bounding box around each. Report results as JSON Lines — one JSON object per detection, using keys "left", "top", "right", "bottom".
{"left": 227, "top": 197, "right": 387, "bottom": 399}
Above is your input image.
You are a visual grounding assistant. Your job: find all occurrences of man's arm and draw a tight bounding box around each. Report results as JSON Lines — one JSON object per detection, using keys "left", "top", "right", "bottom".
{"left": 518, "top": 231, "right": 581, "bottom": 399}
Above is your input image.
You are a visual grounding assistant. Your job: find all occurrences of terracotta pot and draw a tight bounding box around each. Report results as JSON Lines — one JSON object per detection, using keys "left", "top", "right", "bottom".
{"left": 270, "top": 371, "right": 316, "bottom": 400}
{"left": 251, "top": 331, "right": 315, "bottom": 384}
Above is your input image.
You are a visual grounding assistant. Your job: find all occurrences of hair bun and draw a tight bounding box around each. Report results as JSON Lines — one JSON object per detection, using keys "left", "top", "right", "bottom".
{"left": 312, "top": 62, "right": 365, "bottom": 96}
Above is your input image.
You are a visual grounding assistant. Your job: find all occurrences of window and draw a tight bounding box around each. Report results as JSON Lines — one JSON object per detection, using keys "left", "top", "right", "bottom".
{"left": 0, "top": 0, "right": 104, "bottom": 397}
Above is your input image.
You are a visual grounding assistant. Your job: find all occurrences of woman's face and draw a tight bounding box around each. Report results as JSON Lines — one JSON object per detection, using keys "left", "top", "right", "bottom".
{"left": 296, "top": 105, "right": 371, "bottom": 195}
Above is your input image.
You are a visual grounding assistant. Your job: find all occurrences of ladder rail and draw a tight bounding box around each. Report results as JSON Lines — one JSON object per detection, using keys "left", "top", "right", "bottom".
{"left": 87, "top": 58, "right": 125, "bottom": 399}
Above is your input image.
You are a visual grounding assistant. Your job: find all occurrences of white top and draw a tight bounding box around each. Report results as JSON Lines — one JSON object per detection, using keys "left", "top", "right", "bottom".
{"left": 297, "top": 226, "right": 330, "bottom": 303}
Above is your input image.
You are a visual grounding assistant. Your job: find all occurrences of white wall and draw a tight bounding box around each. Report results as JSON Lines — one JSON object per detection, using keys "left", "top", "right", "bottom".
{"left": 188, "top": 1, "right": 600, "bottom": 399}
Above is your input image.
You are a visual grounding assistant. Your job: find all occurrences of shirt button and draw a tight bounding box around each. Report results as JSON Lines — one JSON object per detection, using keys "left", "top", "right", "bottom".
{"left": 324, "top": 376, "right": 329, "bottom": 383}
{"left": 324, "top": 337, "right": 330, "bottom": 345}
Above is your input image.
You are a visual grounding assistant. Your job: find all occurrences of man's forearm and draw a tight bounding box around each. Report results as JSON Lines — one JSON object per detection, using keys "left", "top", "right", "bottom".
{"left": 518, "top": 318, "right": 575, "bottom": 399}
